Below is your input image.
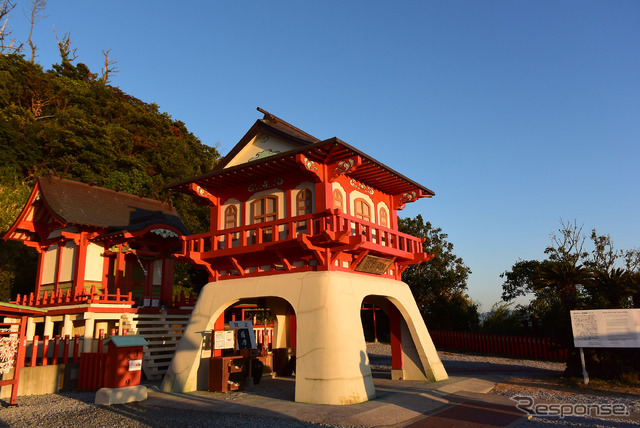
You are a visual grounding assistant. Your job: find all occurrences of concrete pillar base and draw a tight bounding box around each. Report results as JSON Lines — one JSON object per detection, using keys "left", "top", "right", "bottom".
{"left": 162, "top": 271, "right": 447, "bottom": 405}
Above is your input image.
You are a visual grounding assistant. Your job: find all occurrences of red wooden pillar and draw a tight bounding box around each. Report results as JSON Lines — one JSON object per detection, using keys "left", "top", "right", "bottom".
{"left": 33, "top": 246, "right": 45, "bottom": 299}
{"left": 389, "top": 304, "right": 403, "bottom": 371}
{"left": 213, "top": 313, "right": 224, "bottom": 357}
{"left": 53, "top": 241, "right": 64, "bottom": 295}
{"left": 161, "top": 258, "right": 174, "bottom": 306}
{"left": 115, "top": 245, "right": 126, "bottom": 292}
{"left": 73, "top": 234, "right": 88, "bottom": 297}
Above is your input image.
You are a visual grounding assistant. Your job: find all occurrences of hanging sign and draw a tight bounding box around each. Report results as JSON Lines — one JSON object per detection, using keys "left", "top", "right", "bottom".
{"left": 229, "top": 321, "right": 257, "bottom": 350}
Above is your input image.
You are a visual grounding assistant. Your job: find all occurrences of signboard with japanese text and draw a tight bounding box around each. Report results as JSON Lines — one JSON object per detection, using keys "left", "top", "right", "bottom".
{"left": 213, "top": 330, "right": 235, "bottom": 350}
{"left": 570, "top": 309, "right": 640, "bottom": 348}
{"left": 229, "top": 320, "right": 257, "bottom": 350}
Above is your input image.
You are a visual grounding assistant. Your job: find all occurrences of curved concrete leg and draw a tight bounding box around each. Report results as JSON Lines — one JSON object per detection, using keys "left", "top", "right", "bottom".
{"left": 161, "top": 271, "right": 447, "bottom": 404}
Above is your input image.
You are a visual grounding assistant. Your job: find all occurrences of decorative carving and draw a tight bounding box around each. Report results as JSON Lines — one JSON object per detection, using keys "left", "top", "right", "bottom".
{"left": 151, "top": 228, "right": 179, "bottom": 238}
{"left": 349, "top": 178, "right": 374, "bottom": 195}
{"left": 334, "top": 158, "right": 355, "bottom": 175}
{"left": 249, "top": 148, "right": 281, "bottom": 162}
{"left": 355, "top": 255, "right": 394, "bottom": 275}
{"left": 248, "top": 177, "right": 283, "bottom": 193}
{"left": 302, "top": 157, "right": 318, "bottom": 172}
{"left": 194, "top": 184, "right": 212, "bottom": 198}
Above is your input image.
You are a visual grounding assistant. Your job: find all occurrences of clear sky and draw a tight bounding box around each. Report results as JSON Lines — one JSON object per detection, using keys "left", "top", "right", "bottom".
{"left": 7, "top": 1, "right": 639, "bottom": 311}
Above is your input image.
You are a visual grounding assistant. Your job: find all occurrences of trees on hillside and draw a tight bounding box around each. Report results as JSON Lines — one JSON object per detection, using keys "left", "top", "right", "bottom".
{"left": 0, "top": 53, "right": 220, "bottom": 300}
{"left": 399, "top": 215, "right": 479, "bottom": 331}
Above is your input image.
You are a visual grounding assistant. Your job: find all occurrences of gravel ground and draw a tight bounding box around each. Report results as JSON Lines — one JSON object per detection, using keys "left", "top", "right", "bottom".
{"left": 1, "top": 344, "right": 637, "bottom": 427}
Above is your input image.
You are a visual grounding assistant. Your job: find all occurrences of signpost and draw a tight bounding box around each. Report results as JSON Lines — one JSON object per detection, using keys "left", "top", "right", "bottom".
{"left": 570, "top": 309, "right": 640, "bottom": 384}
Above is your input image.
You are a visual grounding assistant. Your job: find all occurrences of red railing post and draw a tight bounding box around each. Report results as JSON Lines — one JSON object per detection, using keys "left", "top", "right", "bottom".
{"left": 30, "top": 335, "right": 39, "bottom": 367}
{"left": 73, "top": 334, "right": 80, "bottom": 363}
{"left": 63, "top": 335, "right": 70, "bottom": 364}
{"left": 42, "top": 335, "right": 49, "bottom": 366}
{"left": 52, "top": 335, "right": 60, "bottom": 365}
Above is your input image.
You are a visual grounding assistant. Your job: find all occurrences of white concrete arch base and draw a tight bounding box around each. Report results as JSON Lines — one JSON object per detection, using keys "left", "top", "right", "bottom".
{"left": 160, "top": 271, "right": 448, "bottom": 405}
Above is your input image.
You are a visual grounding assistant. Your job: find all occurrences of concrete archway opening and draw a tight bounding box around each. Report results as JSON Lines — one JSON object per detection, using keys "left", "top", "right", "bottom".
{"left": 163, "top": 271, "right": 447, "bottom": 405}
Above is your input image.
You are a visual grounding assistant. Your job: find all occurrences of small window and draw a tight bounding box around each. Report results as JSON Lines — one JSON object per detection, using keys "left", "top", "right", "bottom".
{"left": 297, "top": 189, "right": 312, "bottom": 216}
{"left": 252, "top": 196, "right": 278, "bottom": 242}
{"left": 224, "top": 206, "right": 237, "bottom": 229}
{"left": 354, "top": 198, "right": 371, "bottom": 222}
{"left": 333, "top": 189, "right": 343, "bottom": 212}
{"left": 252, "top": 196, "right": 278, "bottom": 223}
{"left": 379, "top": 207, "right": 388, "bottom": 228}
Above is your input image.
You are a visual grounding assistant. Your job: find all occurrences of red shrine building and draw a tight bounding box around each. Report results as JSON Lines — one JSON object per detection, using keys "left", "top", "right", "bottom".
{"left": 3, "top": 175, "right": 188, "bottom": 353}
{"left": 162, "top": 108, "right": 448, "bottom": 404}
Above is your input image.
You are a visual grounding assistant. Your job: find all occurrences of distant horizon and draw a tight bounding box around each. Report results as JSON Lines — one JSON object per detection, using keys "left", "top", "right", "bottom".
{"left": 5, "top": 0, "right": 638, "bottom": 311}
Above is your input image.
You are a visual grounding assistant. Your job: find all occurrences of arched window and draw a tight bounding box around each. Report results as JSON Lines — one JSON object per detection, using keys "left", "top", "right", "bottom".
{"left": 224, "top": 205, "right": 237, "bottom": 229}
{"left": 296, "top": 189, "right": 313, "bottom": 233}
{"left": 379, "top": 207, "right": 388, "bottom": 228}
{"left": 252, "top": 196, "right": 278, "bottom": 224}
{"left": 333, "top": 189, "right": 343, "bottom": 212}
{"left": 354, "top": 198, "right": 371, "bottom": 222}
{"left": 297, "top": 189, "right": 312, "bottom": 216}
{"left": 252, "top": 196, "right": 278, "bottom": 242}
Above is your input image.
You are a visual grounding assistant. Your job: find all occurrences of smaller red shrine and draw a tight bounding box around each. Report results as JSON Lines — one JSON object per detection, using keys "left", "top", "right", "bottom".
{"left": 3, "top": 174, "right": 187, "bottom": 347}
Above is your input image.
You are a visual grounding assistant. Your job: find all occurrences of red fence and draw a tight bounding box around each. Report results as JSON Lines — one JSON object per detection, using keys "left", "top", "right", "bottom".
{"left": 24, "top": 334, "right": 83, "bottom": 367}
{"left": 429, "top": 330, "right": 568, "bottom": 362}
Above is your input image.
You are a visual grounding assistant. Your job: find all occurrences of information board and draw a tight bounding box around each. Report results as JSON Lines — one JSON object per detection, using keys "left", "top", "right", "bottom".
{"left": 213, "top": 330, "right": 235, "bottom": 350}
{"left": 570, "top": 309, "right": 640, "bottom": 348}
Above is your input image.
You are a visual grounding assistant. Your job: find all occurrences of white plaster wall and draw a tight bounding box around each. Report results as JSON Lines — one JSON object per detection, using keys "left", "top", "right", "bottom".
{"left": 225, "top": 134, "right": 298, "bottom": 168}
{"left": 42, "top": 245, "right": 58, "bottom": 284}
{"left": 84, "top": 243, "right": 104, "bottom": 281}
{"left": 59, "top": 241, "right": 76, "bottom": 282}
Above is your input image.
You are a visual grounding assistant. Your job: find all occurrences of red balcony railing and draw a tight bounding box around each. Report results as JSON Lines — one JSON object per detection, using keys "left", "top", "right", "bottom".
{"left": 179, "top": 209, "right": 426, "bottom": 263}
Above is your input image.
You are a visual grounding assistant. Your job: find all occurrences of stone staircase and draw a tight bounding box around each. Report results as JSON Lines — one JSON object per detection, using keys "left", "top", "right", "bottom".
{"left": 122, "top": 312, "right": 192, "bottom": 380}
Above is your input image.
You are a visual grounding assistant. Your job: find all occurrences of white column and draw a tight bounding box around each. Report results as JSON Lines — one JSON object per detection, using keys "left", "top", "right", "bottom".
{"left": 62, "top": 314, "right": 73, "bottom": 337}
{"left": 43, "top": 316, "right": 54, "bottom": 339}
{"left": 83, "top": 314, "right": 95, "bottom": 353}
{"left": 26, "top": 317, "right": 36, "bottom": 339}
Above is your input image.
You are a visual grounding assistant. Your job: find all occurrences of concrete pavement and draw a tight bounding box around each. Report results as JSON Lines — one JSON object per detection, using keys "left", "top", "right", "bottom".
{"left": 144, "top": 374, "right": 527, "bottom": 427}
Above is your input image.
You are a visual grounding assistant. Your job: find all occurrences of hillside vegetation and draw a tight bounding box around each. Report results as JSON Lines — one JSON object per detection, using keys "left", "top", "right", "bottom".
{"left": 0, "top": 53, "right": 219, "bottom": 300}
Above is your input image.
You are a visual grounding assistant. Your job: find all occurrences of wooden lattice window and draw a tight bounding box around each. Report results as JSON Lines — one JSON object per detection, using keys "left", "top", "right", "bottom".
{"left": 252, "top": 196, "right": 278, "bottom": 242}
{"left": 354, "top": 198, "right": 371, "bottom": 222}
{"left": 333, "top": 189, "right": 343, "bottom": 212}
{"left": 297, "top": 189, "right": 312, "bottom": 216}
{"left": 252, "top": 196, "right": 278, "bottom": 223}
{"left": 224, "top": 205, "right": 237, "bottom": 229}
{"left": 379, "top": 207, "right": 388, "bottom": 228}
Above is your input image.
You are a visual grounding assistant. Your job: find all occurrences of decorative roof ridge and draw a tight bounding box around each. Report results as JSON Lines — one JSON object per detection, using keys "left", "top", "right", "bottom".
{"left": 257, "top": 107, "right": 320, "bottom": 143}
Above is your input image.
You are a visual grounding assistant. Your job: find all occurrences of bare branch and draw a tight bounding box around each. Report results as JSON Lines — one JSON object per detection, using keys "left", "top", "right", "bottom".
{"left": 26, "top": 0, "right": 47, "bottom": 62}
{"left": 101, "top": 48, "right": 119, "bottom": 83}
{"left": 0, "top": 1, "right": 23, "bottom": 55}
{"left": 53, "top": 24, "right": 77, "bottom": 64}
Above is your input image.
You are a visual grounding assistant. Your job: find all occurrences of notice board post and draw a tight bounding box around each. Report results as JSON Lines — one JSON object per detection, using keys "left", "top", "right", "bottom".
{"left": 570, "top": 309, "right": 640, "bottom": 385}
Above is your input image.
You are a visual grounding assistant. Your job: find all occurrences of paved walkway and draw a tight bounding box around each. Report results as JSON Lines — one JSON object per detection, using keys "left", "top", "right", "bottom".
{"left": 145, "top": 375, "right": 527, "bottom": 427}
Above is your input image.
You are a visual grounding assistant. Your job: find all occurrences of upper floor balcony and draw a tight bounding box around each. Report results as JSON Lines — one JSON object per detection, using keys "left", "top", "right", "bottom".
{"left": 177, "top": 209, "right": 431, "bottom": 281}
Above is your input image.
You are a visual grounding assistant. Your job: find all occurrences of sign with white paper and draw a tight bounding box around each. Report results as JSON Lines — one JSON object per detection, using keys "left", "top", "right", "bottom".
{"left": 570, "top": 309, "right": 640, "bottom": 348}
{"left": 229, "top": 320, "right": 257, "bottom": 350}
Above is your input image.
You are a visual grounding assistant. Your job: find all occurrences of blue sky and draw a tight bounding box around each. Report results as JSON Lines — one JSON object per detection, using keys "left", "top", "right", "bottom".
{"left": 8, "top": 1, "right": 639, "bottom": 311}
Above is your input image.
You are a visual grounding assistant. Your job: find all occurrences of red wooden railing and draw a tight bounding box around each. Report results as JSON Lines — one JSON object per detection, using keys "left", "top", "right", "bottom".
{"left": 429, "top": 329, "right": 568, "bottom": 362}
{"left": 23, "top": 334, "right": 84, "bottom": 367}
{"left": 180, "top": 209, "right": 426, "bottom": 262}
{"left": 13, "top": 286, "right": 134, "bottom": 307}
